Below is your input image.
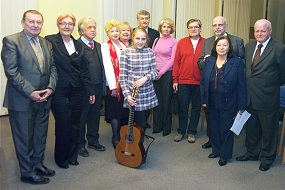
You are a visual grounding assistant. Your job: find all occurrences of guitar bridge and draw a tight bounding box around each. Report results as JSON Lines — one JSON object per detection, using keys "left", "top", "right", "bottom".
{"left": 121, "top": 151, "right": 135, "bottom": 157}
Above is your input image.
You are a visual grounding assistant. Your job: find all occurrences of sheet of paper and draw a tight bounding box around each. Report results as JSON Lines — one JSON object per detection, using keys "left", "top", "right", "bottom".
{"left": 230, "top": 111, "right": 251, "bottom": 136}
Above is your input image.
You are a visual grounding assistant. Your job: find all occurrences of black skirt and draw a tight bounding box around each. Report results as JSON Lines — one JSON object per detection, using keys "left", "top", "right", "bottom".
{"left": 104, "top": 87, "right": 129, "bottom": 122}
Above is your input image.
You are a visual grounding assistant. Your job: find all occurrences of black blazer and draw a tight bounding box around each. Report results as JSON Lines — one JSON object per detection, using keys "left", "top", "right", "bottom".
{"left": 45, "top": 33, "right": 94, "bottom": 96}
{"left": 147, "top": 27, "right": 160, "bottom": 48}
{"left": 245, "top": 38, "right": 285, "bottom": 110}
{"left": 78, "top": 38, "right": 107, "bottom": 96}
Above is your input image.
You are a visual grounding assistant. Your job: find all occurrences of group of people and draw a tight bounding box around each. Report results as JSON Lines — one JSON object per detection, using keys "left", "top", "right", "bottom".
{"left": 1, "top": 8, "right": 285, "bottom": 186}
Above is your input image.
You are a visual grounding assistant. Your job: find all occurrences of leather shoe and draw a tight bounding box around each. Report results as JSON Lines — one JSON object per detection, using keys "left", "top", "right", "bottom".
{"left": 152, "top": 129, "right": 162, "bottom": 134}
{"left": 208, "top": 153, "right": 219, "bottom": 158}
{"left": 236, "top": 155, "right": 258, "bottom": 161}
{"left": 163, "top": 132, "right": 170, "bottom": 136}
{"left": 68, "top": 161, "right": 79, "bottom": 166}
{"left": 78, "top": 147, "right": 89, "bottom": 157}
{"left": 259, "top": 163, "right": 270, "bottom": 171}
{"left": 21, "top": 174, "right": 50, "bottom": 185}
{"left": 35, "top": 166, "right": 55, "bottom": 177}
{"left": 202, "top": 140, "right": 212, "bottom": 149}
{"left": 218, "top": 160, "right": 227, "bottom": 166}
{"left": 88, "top": 143, "right": 106, "bottom": 151}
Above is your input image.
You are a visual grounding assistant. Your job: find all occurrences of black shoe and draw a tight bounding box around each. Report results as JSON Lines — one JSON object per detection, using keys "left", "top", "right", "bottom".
{"left": 78, "top": 147, "right": 89, "bottom": 157}
{"left": 208, "top": 153, "right": 219, "bottom": 158}
{"left": 236, "top": 155, "right": 258, "bottom": 161}
{"left": 259, "top": 163, "right": 270, "bottom": 171}
{"left": 202, "top": 140, "right": 212, "bottom": 149}
{"left": 152, "top": 129, "right": 162, "bottom": 134}
{"left": 35, "top": 166, "right": 55, "bottom": 177}
{"left": 163, "top": 132, "right": 171, "bottom": 136}
{"left": 218, "top": 160, "right": 227, "bottom": 166}
{"left": 21, "top": 174, "right": 50, "bottom": 185}
{"left": 88, "top": 143, "right": 106, "bottom": 151}
{"left": 68, "top": 161, "right": 79, "bottom": 166}
{"left": 112, "top": 139, "right": 119, "bottom": 149}
{"left": 57, "top": 164, "right": 69, "bottom": 169}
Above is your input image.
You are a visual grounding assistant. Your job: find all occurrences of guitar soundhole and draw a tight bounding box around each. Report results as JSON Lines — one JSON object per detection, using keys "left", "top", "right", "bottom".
{"left": 126, "top": 134, "right": 133, "bottom": 143}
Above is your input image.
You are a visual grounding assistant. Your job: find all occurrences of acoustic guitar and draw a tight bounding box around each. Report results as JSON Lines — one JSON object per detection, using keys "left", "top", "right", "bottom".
{"left": 115, "top": 87, "right": 146, "bottom": 168}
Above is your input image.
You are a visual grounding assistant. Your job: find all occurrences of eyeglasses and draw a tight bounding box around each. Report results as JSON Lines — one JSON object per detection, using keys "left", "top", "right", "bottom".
{"left": 188, "top": 26, "right": 200, "bottom": 29}
{"left": 59, "top": 22, "right": 74, "bottom": 27}
{"left": 25, "top": 20, "right": 43, "bottom": 26}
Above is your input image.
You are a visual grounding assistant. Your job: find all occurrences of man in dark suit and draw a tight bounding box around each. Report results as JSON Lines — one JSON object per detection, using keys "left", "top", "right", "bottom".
{"left": 236, "top": 19, "right": 285, "bottom": 171}
{"left": 1, "top": 10, "right": 57, "bottom": 184}
{"left": 77, "top": 17, "right": 106, "bottom": 157}
{"left": 197, "top": 16, "right": 245, "bottom": 149}
{"left": 136, "top": 10, "right": 160, "bottom": 48}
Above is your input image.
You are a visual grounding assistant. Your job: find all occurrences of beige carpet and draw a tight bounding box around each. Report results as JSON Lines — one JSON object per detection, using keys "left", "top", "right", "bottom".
{"left": 0, "top": 114, "right": 284, "bottom": 190}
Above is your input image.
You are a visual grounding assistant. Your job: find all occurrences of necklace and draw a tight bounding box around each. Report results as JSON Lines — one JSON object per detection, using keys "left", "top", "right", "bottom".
{"left": 214, "top": 59, "right": 227, "bottom": 89}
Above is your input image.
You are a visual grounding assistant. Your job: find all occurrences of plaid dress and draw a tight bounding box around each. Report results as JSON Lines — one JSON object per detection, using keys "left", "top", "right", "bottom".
{"left": 119, "top": 47, "right": 158, "bottom": 111}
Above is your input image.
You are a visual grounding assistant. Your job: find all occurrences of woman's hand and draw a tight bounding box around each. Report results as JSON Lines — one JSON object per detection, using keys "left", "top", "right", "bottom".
{"left": 111, "top": 89, "right": 118, "bottom": 97}
{"left": 127, "top": 96, "right": 136, "bottom": 106}
{"left": 133, "top": 76, "right": 147, "bottom": 88}
{"left": 238, "top": 110, "right": 244, "bottom": 115}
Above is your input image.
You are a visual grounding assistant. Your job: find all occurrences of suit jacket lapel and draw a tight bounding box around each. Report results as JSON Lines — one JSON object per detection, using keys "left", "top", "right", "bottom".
{"left": 257, "top": 38, "right": 274, "bottom": 64}
{"left": 224, "top": 58, "right": 234, "bottom": 77}
{"left": 55, "top": 33, "right": 70, "bottom": 56}
{"left": 20, "top": 31, "right": 42, "bottom": 72}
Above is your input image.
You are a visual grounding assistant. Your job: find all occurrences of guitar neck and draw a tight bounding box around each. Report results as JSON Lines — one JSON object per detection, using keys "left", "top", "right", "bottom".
{"left": 127, "top": 106, "right": 135, "bottom": 137}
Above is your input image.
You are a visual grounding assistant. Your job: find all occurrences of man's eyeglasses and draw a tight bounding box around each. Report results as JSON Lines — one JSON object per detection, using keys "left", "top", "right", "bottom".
{"left": 188, "top": 26, "right": 200, "bottom": 29}
{"left": 25, "top": 20, "right": 43, "bottom": 26}
{"left": 59, "top": 22, "right": 74, "bottom": 27}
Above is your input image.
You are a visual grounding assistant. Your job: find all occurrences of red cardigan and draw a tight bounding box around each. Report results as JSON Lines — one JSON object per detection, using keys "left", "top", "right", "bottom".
{"left": 172, "top": 36, "right": 205, "bottom": 85}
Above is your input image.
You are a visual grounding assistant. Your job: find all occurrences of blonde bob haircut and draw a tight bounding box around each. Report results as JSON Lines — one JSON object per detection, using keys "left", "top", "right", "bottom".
{"left": 158, "top": 18, "right": 175, "bottom": 34}
{"left": 104, "top": 19, "right": 119, "bottom": 34}
{"left": 56, "top": 13, "right": 76, "bottom": 26}
{"left": 118, "top": 21, "right": 133, "bottom": 35}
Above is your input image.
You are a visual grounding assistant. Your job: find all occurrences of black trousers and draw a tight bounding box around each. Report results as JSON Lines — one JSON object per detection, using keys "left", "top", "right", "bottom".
{"left": 51, "top": 85, "right": 83, "bottom": 166}
{"left": 78, "top": 87, "right": 103, "bottom": 148}
{"left": 245, "top": 101, "right": 279, "bottom": 165}
{"left": 153, "top": 71, "right": 173, "bottom": 134}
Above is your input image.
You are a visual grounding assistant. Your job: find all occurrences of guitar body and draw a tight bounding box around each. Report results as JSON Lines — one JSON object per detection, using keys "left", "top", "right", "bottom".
{"left": 115, "top": 123, "right": 145, "bottom": 168}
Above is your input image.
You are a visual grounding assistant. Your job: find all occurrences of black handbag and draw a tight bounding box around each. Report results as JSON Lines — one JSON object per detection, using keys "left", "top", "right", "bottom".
{"left": 169, "top": 90, "right": 178, "bottom": 114}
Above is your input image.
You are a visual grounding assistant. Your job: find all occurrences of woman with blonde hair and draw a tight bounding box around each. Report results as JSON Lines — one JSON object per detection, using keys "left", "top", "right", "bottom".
{"left": 101, "top": 19, "right": 128, "bottom": 148}
{"left": 152, "top": 18, "right": 178, "bottom": 136}
{"left": 119, "top": 21, "right": 132, "bottom": 47}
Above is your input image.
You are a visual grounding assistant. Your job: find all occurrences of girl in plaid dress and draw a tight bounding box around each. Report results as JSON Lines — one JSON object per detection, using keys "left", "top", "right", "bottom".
{"left": 119, "top": 28, "right": 158, "bottom": 131}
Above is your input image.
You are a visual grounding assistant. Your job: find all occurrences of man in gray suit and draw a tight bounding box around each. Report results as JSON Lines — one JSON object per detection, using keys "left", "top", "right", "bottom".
{"left": 1, "top": 10, "right": 57, "bottom": 184}
{"left": 236, "top": 19, "right": 285, "bottom": 171}
{"left": 197, "top": 16, "right": 245, "bottom": 149}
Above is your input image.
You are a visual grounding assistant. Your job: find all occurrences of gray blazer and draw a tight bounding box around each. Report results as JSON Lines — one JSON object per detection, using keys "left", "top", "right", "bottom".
{"left": 1, "top": 30, "right": 57, "bottom": 111}
{"left": 245, "top": 38, "right": 285, "bottom": 110}
{"left": 198, "top": 33, "right": 245, "bottom": 69}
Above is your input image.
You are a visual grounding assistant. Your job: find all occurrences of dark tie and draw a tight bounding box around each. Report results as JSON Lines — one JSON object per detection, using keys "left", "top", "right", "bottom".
{"left": 251, "top": 44, "right": 263, "bottom": 70}
{"left": 89, "top": 41, "right": 94, "bottom": 50}
{"left": 31, "top": 37, "right": 44, "bottom": 72}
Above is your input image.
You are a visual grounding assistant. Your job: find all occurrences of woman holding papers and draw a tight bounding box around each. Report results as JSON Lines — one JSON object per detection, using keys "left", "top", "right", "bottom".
{"left": 200, "top": 36, "right": 246, "bottom": 166}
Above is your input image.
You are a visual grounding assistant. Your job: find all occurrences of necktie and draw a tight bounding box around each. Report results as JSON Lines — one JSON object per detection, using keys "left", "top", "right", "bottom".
{"left": 89, "top": 41, "right": 94, "bottom": 50}
{"left": 31, "top": 37, "right": 44, "bottom": 72}
{"left": 251, "top": 44, "right": 263, "bottom": 70}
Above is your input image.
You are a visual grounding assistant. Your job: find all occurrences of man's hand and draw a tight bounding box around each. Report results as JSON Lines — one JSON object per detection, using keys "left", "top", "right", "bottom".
{"left": 89, "top": 95, "right": 95, "bottom": 104}
{"left": 29, "top": 89, "right": 52, "bottom": 102}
